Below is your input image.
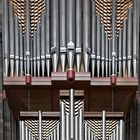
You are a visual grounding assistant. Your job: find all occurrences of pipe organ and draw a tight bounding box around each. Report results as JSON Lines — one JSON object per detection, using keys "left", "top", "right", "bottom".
{"left": 3, "top": 0, "right": 138, "bottom": 77}
{"left": 1, "top": 0, "right": 139, "bottom": 140}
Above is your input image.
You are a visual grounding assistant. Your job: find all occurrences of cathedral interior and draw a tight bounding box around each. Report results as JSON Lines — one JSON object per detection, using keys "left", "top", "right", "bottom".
{"left": 0, "top": 0, "right": 140, "bottom": 140}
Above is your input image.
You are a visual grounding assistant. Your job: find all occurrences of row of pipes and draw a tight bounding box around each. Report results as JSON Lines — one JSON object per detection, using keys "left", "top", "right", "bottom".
{"left": 3, "top": 0, "right": 138, "bottom": 77}
{"left": 19, "top": 89, "right": 125, "bottom": 140}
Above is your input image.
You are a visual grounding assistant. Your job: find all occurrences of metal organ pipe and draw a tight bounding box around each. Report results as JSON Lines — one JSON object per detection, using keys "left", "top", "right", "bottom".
{"left": 67, "top": 0, "right": 75, "bottom": 69}
{"left": 102, "top": 110, "right": 106, "bottom": 140}
{"left": 112, "top": 0, "right": 116, "bottom": 75}
{"left": 45, "top": 0, "right": 51, "bottom": 77}
{"left": 70, "top": 89, "right": 75, "bottom": 140}
{"left": 76, "top": 0, "right": 82, "bottom": 72}
{"left": 97, "top": 15, "right": 101, "bottom": 77}
{"left": 15, "top": 16, "right": 20, "bottom": 77}
{"left": 9, "top": 3, "right": 15, "bottom": 77}
{"left": 60, "top": 0, "right": 66, "bottom": 72}
{"left": 19, "top": 27, "right": 24, "bottom": 77}
{"left": 51, "top": 0, "right": 59, "bottom": 72}
{"left": 83, "top": 0, "right": 91, "bottom": 72}
{"left": 3, "top": 0, "right": 9, "bottom": 77}
{"left": 41, "top": 13, "right": 46, "bottom": 77}
{"left": 25, "top": 0, "right": 31, "bottom": 75}
{"left": 91, "top": 1, "right": 96, "bottom": 77}
{"left": 127, "top": 8, "right": 132, "bottom": 77}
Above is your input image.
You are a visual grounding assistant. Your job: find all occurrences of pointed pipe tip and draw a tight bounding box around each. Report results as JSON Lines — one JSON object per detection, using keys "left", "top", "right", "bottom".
{"left": 67, "top": 69, "right": 75, "bottom": 83}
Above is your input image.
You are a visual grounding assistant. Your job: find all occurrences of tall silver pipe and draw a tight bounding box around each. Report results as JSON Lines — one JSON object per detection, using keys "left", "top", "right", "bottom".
{"left": 57, "top": 123, "right": 59, "bottom": 140}
{"left": 70, "top": 89, "right": 75, "bottom": 140}
{"left": 109, "top": 39, "right": 112, "bottom": 76}
{"left": 9, "top": 3, "right": 15, "bottom": 77}
{"left": 51, "top": 0, "right": 59, "bottom": 72}
{"left": 3, "top": 0, "right": 9, "bottom": 76}
{"left": 33, "top": 31, "right": 37, "bottom": 77}
{"left": 76, "top": 0, "right": 82, "bottom": 72}
{"left": 60, "top": 101, "right": 65, "bottom": 140}
{"left": 127, "top": 8, "right": 132, "bottom": 77}
{"left": 101, "top": 25, "right": 105, "bottom": 77}
{"left": 66, "top": 114, "right": 69, "bottom": 140}
{"left": 24, "top": 33, "right": 27, "bottom": 75}
{"left": 105, "top": 33, "right": 109, "bottom": 77}
{"left": 67, "top": 0, "right": 75, "bottom": 69}
{"left": 37, "top": 23, "right": 41, "bottom": 77}
{"left": 45, "top": 0, "right": 51, "bottom": 77}
{"left": 88, "top": 126, "right": 91, "bottom": 140}
{"left": 75, "top": 115, "right": 78, "bottom": 140}
{"left": 26, "top": 0, "right": 30, "bottom": 74}
{"left": 41, "top": 12, "right": 45, "bottom": 77}
{"left": 30, "top": 38, "right": 33, "bottom": 76}
{"left": 112, "top": 0, "right": 116, "bottom": 75}
{"left": 122, "top": 19, "right": 127, "bottom": 77}
{"left": 15, "top": 16, "right": 19, "bottom": 77}
{"left": 85, "top": 123, "right": 87, "bottom": 140}
{"left": 54, "top": 129, "right": 56, "bottom": 140}
{"left": 91, "top": 1, "right": 96, "bottom": 76}
{"left": 25, "top": 126, "right": 28, "bottom": 140}
{"left": 39, "top": 110, "right": 42, "bottom": 140}
{"left": 115, "top": 36, "right": 118, "bottom": 75}
{"left": 102, "top": 110, "right": 106, "bottom": 140}
{"left": 116, "top": 124, "right": 119, "bottom": 140}
{"left": 97, "top": 15, "right": 101, "bottom": 77}
{"left": 118, "top": 29, "right": 122, "bottom": 77}
{"left": 133, "top": 0, "right": 138, "bottom": 77}
{"left": 60, "top": 0, "right": 66, "bottom": 72}
{"left": 21, "top": 121, "right": 25, "bottom": 140}
{"left": 79, "top": 109, "right": 83, "bottom": 140}
{"left": 83, "top": 0, "right": 91, "bottom": 72}
{"left": 119, "top": 120, "right": 124, "bottom": 140}
{"left": 20, "top": 27, "right": 23, "bottom": 77}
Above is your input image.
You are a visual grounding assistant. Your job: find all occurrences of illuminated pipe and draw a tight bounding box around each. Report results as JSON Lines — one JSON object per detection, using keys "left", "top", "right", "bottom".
{"left": 101, "top": 24, "right": 105, "bottom": 77}
{"left": 3, "top": 0, "right": 9, "bottom": 77}
{"left": 33, "top": 31, "right": 37, "bottom": 77}
{"left": 39, "top": 110, "right": 42, "bottom": 140}
{"left": 83, "top": 0, "right": 91, "bottom": 72}
{"left": 60, "top": 0, "right": 66, "bottom": 72}
{"left": 133, "top": 0, "right": 137, "bottom": 77}
{"left": 76, "top": 0, "right": 82, "bottom": 72}
{"left": 30, "top": 38, "right": 33, "bottom": 76}
{"left": 45, "top": 0, "right": 51, "bottom": 77}
{"left": 70, "top": 89, "right": 75, "bottom": 140}
{"left": 122, "top": 19, "right": 127, "bottom": 77}
{"left": 112, "top": 0, "right": 116, "bottom": 75}
{"left": 105, "top": 33, "right": 109, "bottom": 77}
{"left": 79, "top": 109, "right": 83, "bottom": 140}
{"left": 127, "top": 8, "right": 132, "bottom": 77}
{"left": 91, "top": 1, "right": 96, "bottom": 77}
{"left": 118, "top": 29, "right": 122, "bottom": 77}
{"left": 9, "top": 3, "right": 15, "bottom": 77}
{"left": 67, "top": 0, "right": 75, "bottom": 69}
{"left": 60, "top": 101, "right": 65, "bottom": 140}
{"left": 51, "top": 0, "right": 59, "bottom": 72}
{"left": 41, "top": 12, "right": 45, "bottom": 77}
{"left": 97, "top": 14, "right": 101, "bottom": 77}
{"left": 85, "top": 123, "right": 87, "bottom": 140}
{"left": 66, "top": 114, "right": 69, "bottom": 140}
{"left": 19, "top": 27, "right": 24, "bottom": 77}
{"left": 25, "top": 0, "right": 30, "bottom": 75}
{"left": 36, "top": 22, "right": 41, "bottom": 77}
{"left": 102, "top": 110, "right": 106, "bottom": 140}
{"left": 75, "top": 115, "right": 78, "bottom": 140}
{"left": 15, "top": 16, "right": 19, "bottom": 77}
